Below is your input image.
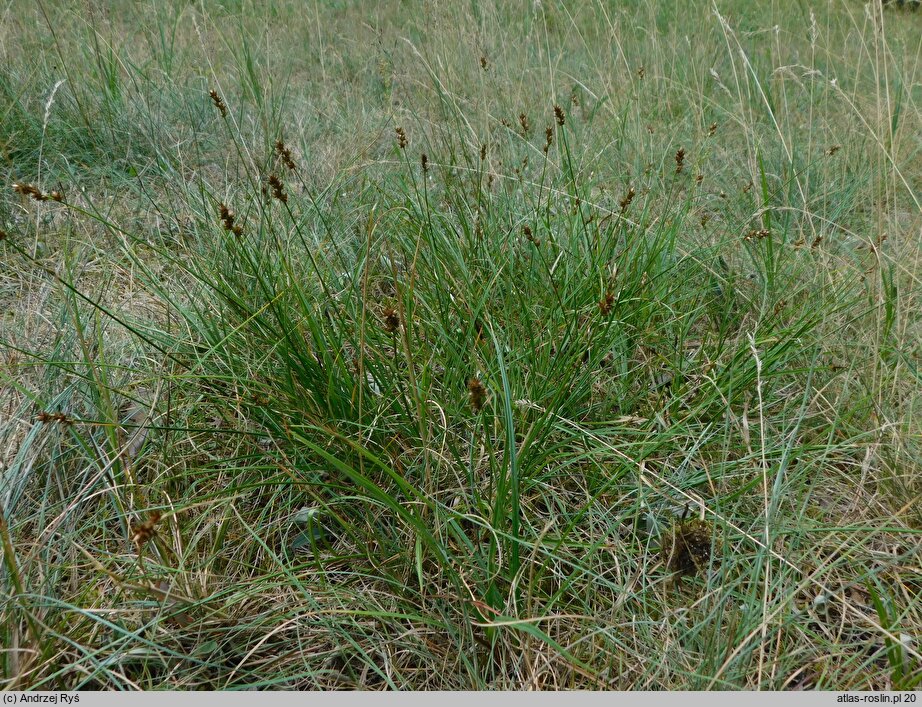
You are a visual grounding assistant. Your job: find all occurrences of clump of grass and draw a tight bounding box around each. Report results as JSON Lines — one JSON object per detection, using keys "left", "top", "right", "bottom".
{"left": 1, "top": 0, "right": 920, "bottom": 691}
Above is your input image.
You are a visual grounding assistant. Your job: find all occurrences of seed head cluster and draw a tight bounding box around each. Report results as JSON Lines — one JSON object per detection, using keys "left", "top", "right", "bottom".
{"left": 209, "top": 89, "right": 227, "bottom": 117}
{"left": 599, "top": 290, "right": 614, "bottom": 315}
{"left": 131, "top": 511, "right": 162, "bottom": 549}
{"left": 36, "top": 410, "right": 74, "bottom": 425}
{"left": 275, "top": 140, "right": 297, "bottom": 171}
{"left": 267, "top": 174, "right": 288, "bottom": 203}
{"left": 744, "top": 228, "right": 770, "bottom": 241}
{"left": 619, "top": 187, "right": 636, "bottom": 213}
{"left": 523, "top": 224, "right": 539, "bottom": 246}
{"left": 518, "top": 112, "right": 530, "bottom": 136}
{"left": 467, "top": 377, "right": 487, "bottom": 413}
{"left": 13, "top": 183, "right": 62, "bottom": 202}
{"left": 381, "top": 307, "right": 400, "bottom": 334}
{"left": 675, "top": 147, "right": 686, "bottom": 174}
{"left": 219, "top": 203, "right": 243, "bottom": 236}
{"left": 554, "top": 104, "right": 566, "bottom": 126}
{"left": 395, "top": 126, "right": 408, "bottom": 149}
{"left": 543, "top": 126, "right": 553, "bottom": 154}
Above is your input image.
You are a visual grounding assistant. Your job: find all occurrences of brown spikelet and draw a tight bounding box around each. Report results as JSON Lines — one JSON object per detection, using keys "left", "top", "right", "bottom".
{"left": 825, "top": 145, "right": 841, "bottom": 156}
{"left": 554, "top": 104, "right": 565, "bottom": 126}
{"left": 36, "top": 410, "right": 74, "bottom": 425}
{"left": 218, "top": 203, "right": 243, "bottom": 236}
{"left": 480, "top": 143, "right": 487, "bottom": 161}
{"left": 421, "top": 153, "right": 429, "bottom": 173}
{"left": 209, "top": 89, "right": 227, "bottom": 117}
{"left": 744, "top": 228, "right": 770, "bottom": 242}
{"left": 599, "top": 290, "right": 614, "bottom": 315}
{"left": 543, "top": 126, "right": 553, "bottom": 154}
{"left": 708, "top": 122, "right": 718, "bottom": 137}
{"left": 522, "top": 224, "right": 539, "bottom": 246}
{"left": 131, "top": 511, "right": 162, "bottom": 549}
{"left": 467, "top": 377, "right": 487, "bottom": 413}
{"left": 619, "top": 187, "right": 636, "bottom": 213}
{"left": 381, "top": 307, "right": 400, "bottom": 334}
{"left": 395, "top": 127, "right": 408, "bottom": 149}
{"left": 637, "top": 65, "right": 645, "bottom": 79}
{"left": 480, "top": 56, "right": 489, "bottom": 70}
{"left": 267, "top": 174, "right": 288, "bottom": 203}
{"left": 13, "top": 183, "right": 47, "bottom": 201}
{"left": 518, "top": 112, "right": 530, "bottom": 136}
{"left": 675, "top": 147, "right": 686, "bottom": 174}
{"left": 275, "top": 139, "right": 297, "bottom": 170}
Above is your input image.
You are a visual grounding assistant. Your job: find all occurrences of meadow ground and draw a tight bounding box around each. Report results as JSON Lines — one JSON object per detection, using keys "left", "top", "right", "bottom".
{"left": 1, "top": 0, "right": 921, "bottom": 690}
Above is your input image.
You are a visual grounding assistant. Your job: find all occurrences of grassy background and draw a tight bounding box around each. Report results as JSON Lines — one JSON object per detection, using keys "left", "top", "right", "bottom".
{"left": 1, "top": 0, "right": 921, "bottom": 689}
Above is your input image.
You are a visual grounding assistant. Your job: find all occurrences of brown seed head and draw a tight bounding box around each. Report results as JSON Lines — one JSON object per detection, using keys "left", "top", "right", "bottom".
{"left": 637, "top": 65, "right": 645, "bottom": 79}
{"left": 554, "top": 104, "right": 566, "bottom": 126}
{"left": 36, "top": 410, "right": 74, "bottom": 425}
{"left": 599, "top": 290, "right": 614, "bottom": 315}
{"left": 480, "top": 56, "right": 488, "bottom": 70}
{"left": 708, "top": 122, "right": 718, "bottom": 137}
{"left": 395, "top": 126, "right": 408, "bottom": 149}
{"left": 467, "top": 377, "right": 487, "bottom": 413}
{"left": 209, "top": 89, "right": 227, "bottom": 117}
{"left": 825, "top": 145, "right": 841, "bottom": 156}
{"left": 480, "top": 143, "right": 487, "bottom": 161}
{"left": 131, "top": 511, "right": 162, "bottom": 549}
{"left": 675, "top": 147, "right": 686, "bottom": 174}
{"left": 522, "top": 224, "right": 539, "bottom": 245}
{"left": 381, "top": 307, "right": 400, "bottom": 334}
{"left": 421, "top": 153, "right": 429, "bottom": 173}
{"left": 219, "top": 203, "right": 243, "bottom": 235}
{"left": 744, "top": 228, "right": 770, "bottom": 241}
{"left": 267, "top": 174, "right": 288, "bottom": 203}
{"left": 543, "top": 126, "right": 553, "bottom": 154}
{"left": 275, "top": 139, "right": 297, "bottom": 170}
{"left": 13, "top": 183, "right": 47, "bottom": 201}
{"left": 518, "top": 112, "right": 530, "bottom": 136}
{"left": 619, "top": 187, "right": 636, "bottom": 213}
